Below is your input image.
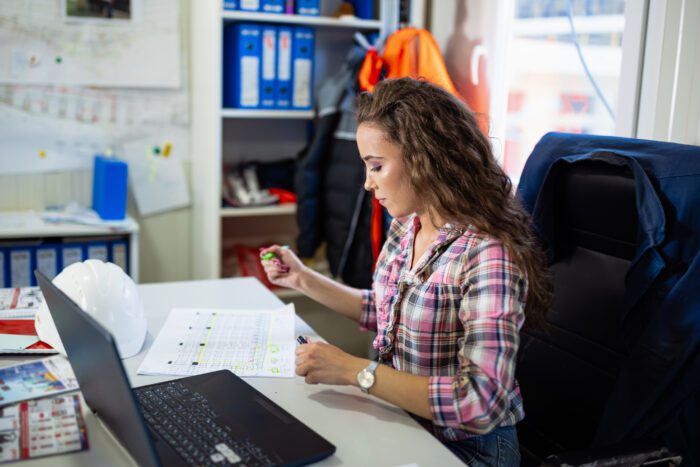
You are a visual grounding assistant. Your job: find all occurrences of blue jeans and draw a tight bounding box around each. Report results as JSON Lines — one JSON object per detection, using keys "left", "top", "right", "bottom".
{"left": 444, "top": 426, "right": 521, "bottom": 466}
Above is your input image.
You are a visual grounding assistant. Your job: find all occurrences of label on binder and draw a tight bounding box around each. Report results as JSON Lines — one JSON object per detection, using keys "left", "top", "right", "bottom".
{"left": 293, "top": 59, "right": 311, "bottom": 108}
{"left": 36, "top": 248, "right": 58, "bottom": 280}
{"left": 10, "top": 250, "right": 30, "bottom": 288}
{"left": 62, "top": 246, "right": 82, "bottom": 269}
{"left": 261, "top": 27, "right": 277, "bottom": 108}
{"left": 0, "top": 251, "right": 5, "bottom": 288}
{"left": 240, "top": 56, "right": 260, "bottom": 107}
{"left": 240, "top": 0, "right": 260, "bottom": 11}
{"left": 111, "top": 243, "right": 127, "bottom": 272}
{"left": 278, "top": 32, "right": 291, "bottom": 81}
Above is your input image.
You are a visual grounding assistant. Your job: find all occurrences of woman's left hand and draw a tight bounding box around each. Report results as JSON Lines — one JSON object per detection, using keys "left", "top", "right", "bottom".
{"left": 295, "top": 341, "right": 365, "bottom": 386}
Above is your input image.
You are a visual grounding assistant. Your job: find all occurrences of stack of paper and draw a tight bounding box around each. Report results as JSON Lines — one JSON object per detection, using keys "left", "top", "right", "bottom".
{"left": 138, "top": 304, "right": 296, "bottom": 378}
{"left": 0, "top": 287, "right": 56, "bottom": 354}
{"left": 0, "top": 356, "right": 88, "bottom": 463}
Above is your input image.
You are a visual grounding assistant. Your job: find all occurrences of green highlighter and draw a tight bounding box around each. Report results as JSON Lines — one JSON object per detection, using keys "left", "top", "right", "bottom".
{"left": 260, "top": 245, "right": 289, "bottom": 261}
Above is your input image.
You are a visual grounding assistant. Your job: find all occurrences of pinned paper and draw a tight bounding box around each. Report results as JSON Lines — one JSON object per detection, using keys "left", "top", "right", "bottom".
{"left": 123, "top": 136, "right": 190, "bottom": 217}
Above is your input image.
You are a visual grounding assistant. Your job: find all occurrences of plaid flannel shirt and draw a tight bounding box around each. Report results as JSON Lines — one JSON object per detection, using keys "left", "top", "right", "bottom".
{"left": 360, "top": 214, "right": 527, "bottom": 441}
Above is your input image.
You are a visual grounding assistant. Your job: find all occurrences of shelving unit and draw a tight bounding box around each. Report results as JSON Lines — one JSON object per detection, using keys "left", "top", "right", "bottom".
{"left": 0, "top": 213, "right": 139, "bottom": 283}
{"left": 191, "top": 0, "right": 398, "bottom": 281}
{"left": 221, "top": 108, "right": 314, "bottom": 119}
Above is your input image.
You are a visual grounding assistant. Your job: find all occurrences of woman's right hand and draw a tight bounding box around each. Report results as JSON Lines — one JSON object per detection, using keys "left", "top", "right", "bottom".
{"left": 259, "top": 245, "right": 306, "bottom": 290}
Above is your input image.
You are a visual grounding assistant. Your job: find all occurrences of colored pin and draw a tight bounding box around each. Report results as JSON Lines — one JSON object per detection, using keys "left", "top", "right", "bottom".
{"left": 163, "top": 142, "right": 172, "bottom": 158}
{"left": 38, "top": 150, "right": 46, "bottom": 158}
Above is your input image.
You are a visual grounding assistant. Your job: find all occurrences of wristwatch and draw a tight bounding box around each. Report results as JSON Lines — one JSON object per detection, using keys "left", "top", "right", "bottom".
{"left": 357, "top": 361, "right": 379, "bottom": 394}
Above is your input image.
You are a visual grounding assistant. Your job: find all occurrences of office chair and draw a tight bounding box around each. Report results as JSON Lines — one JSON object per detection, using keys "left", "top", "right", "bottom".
{"left": 515, "top": 159, "right": 682, "bottom": 466}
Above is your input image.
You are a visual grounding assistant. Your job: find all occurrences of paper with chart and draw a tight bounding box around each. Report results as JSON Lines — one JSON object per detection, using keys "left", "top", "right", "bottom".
{"left": 138, "top": 305, "right": 296, "bottom": 378}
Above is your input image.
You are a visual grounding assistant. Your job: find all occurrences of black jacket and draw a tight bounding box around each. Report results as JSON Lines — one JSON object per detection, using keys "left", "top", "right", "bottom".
{"left": 295, "top": 46, "right": 375, "bottom": 288}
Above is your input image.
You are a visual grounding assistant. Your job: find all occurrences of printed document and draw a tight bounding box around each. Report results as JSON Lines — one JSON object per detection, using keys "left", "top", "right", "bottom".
{"left": 138, "top": 304, "right": 296, "bottom": 378}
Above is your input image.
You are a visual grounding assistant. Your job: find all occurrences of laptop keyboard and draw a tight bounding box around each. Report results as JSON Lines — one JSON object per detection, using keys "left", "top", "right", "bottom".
{"left": 135, "top": 381, "right": 275, "bottom": 467}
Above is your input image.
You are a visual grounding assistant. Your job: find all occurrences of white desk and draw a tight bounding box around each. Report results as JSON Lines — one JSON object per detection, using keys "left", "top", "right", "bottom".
{"left": 8, "top": 278, "right": 462, "bottom": 466}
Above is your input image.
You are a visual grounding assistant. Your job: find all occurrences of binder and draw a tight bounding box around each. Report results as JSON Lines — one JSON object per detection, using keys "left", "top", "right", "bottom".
{"left": 275, "top": 26, "right": 293, "bottom": 109}
{"left": 86, "top": 241, "right": 109, "bottom": 262}
{"left": 261, "top": 0, "right": 284, "bottom": 13}
{"left": 110, "top": 240, "right": 129, "bottom": 274}
{"left": 260, "top": 25, "right": 277, "bottom": 109}
{"left": 61, "top": 244, "right": 84, "bottom": 270}
{"left": 0, "top": 249, "right": 5, "bottom": 288}
{"left": 291, "top": 27, "right": 315, "bottom": 110}
{"left": 223, "top": 23, "right": 262, "bottom": 109}
{"left": 223, "top": 0, "right": 238, "bottom": 10}
{"left": 35, "top": 244, "right": 59, "bottom": 281}
{"left": 9, "top": 247, "right": 33, "bottom": 288}
{"left": 295, "top": 0, "right": 319, "bottom": 16}
{"left": 238, "top": 0, "right": 260, "bottom": 12}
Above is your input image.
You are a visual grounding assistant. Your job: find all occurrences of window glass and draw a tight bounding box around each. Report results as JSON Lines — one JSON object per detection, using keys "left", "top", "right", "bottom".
{"left": 504, "top": 0, "right": 626, "bottom": 181}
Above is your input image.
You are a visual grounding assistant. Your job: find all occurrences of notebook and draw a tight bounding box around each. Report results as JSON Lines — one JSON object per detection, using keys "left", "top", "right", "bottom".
{"left": 36, "top": 271, "right": 336, "bottom": 467}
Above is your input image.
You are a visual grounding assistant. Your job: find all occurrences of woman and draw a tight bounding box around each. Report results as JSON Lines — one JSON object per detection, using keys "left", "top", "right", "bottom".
{"left": 261, "top": 78, "right": 551, "bottom": 465}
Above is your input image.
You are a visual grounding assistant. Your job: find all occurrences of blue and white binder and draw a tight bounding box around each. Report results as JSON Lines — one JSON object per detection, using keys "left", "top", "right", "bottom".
{"left": 295, "top": 0, "right": 319, "bottom": 16}
{"left": 275, "top": 26, "right": 293, "bottom": 109}
{"left": 291, "top": 27, "right": 315, "bottom": 110}
{"left": 9, "top": 247, "right": 33, "bottom": 288}
{"left": 0, "top": 248, "right": 5, "bottom": 288}
{"left": 35, "top": 244, "right": 60, "bottom": 281}
{"left": 223, "top": 23, "right": 262, "bottom": 109}
{"left": 86, "top": 241, "right": 109, "bottom": 262}
{"left": 61, "top": 244, "right": 84, "bottom": 271}
{"left": 110, "top": 240, "right": 129, "bottom": 274}
{"left": 260, "top": 25, "right": 277, "bottom": 109}
{"left": 261, "top": 0, "right": 284, "bottom": 13}
{"left": 223, "top": 0, "right": 238, "bottom": 10}
{"left": 238, "top": 0, "right": 260, "bottom": 12}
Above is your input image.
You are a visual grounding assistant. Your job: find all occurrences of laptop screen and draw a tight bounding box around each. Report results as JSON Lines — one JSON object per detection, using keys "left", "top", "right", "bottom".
{"left": 35, "top": 271, "right": 160, "bottom": 467}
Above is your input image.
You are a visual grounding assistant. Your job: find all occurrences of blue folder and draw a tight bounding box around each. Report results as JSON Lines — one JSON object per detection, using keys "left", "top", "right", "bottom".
{"left": 8, "top": 247, "right": 33, "bottom": 288}
{"left": 35, "top": 244, "right": 60, "bottom": 281}
{"left": 275, "top": 26, "right": 293, "bottom": 109}
{"left": 223, "top": 23, "right": 262, "bottom": 109}
{"left": 260, "top": 25, "right": 277, "bottom": 109}
{"left": 85, "top": 241, "right": 109, "bottom": 262}
{"left": 223, "top": 0, "right": 238, "bottom": 10}
{"left": 0, "top": 248, "right": 5, "bottom": 288}
{"left": 109, "top": 240, "right": 129, "bottom": 275}
{"left": 295, "top": 0, "right": 319, "bottom": 16}
{"left": 261, "top": 0, "right": 284, "bottom": 13}
{"left": 61, "top": 244, "right": 84, "bottom": 271}
{"left": 291, "top": 27, "right": 315, "bottom": 110}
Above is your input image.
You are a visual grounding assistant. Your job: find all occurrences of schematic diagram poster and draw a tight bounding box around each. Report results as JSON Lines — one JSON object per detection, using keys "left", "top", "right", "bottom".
{"left": 0, "top": 0, "right": 180, "bottom": 88}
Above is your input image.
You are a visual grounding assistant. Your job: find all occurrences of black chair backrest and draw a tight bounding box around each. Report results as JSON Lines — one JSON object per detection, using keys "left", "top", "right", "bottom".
{"left": 517, "top": 160, "right": 639, "bottom": 463}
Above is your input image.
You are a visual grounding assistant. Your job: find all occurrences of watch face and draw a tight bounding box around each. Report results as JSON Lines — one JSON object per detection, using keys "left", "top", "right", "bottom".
{"left": 358, "top": 369, "right": 375, "bottom": 389}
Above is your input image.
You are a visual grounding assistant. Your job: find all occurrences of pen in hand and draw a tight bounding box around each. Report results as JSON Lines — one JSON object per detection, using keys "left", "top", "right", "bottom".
{"left": 296, "top": 336, "right": 308, "bottom": 345}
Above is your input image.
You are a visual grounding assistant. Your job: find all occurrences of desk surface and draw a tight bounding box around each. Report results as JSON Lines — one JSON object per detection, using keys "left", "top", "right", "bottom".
{"left": 6, "top": 278, "right": 462, "bottom": 466}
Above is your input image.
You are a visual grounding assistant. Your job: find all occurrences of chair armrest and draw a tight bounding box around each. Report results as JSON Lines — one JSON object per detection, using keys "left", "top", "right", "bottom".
{"left": 541, "top": 441, "right": 682, "bottom": 466}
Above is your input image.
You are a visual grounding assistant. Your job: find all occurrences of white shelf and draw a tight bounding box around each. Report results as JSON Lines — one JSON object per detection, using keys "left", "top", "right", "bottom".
{"left": 221, "top": 204, "right": 297, "bottom": 218}
{"left": 222, "top": 10, "right": 382, "bottom": 30}
{"left": 221, "top": 108, "right": 314, "bottom": 119}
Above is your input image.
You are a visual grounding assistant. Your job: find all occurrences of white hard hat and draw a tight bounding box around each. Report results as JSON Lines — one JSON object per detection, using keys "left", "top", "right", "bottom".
{"left": 35, "top": 260, "right": 147, "bottom": 359}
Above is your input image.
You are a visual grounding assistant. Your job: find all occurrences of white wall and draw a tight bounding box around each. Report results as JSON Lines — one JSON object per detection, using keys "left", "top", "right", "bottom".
{"left": 0, "top": 0, "right": 193, "bottom": 284}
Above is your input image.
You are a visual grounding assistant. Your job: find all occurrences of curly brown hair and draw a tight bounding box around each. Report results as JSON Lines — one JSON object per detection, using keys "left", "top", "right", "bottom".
{"left": 356, "top": 78, "right": 551, "bottom": 328}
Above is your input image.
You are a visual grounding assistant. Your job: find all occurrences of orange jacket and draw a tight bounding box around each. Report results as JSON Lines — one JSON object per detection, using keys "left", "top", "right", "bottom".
{"left": 359, "top": 28, "right": 457, "bottom": 95}
{"left": 358, "top": 28, "right": 457, "bottom": 265}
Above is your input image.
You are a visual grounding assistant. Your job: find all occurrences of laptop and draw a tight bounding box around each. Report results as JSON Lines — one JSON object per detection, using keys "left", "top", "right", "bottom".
{"left": 35, "top": 271, "right": 336, "bottom": 467}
